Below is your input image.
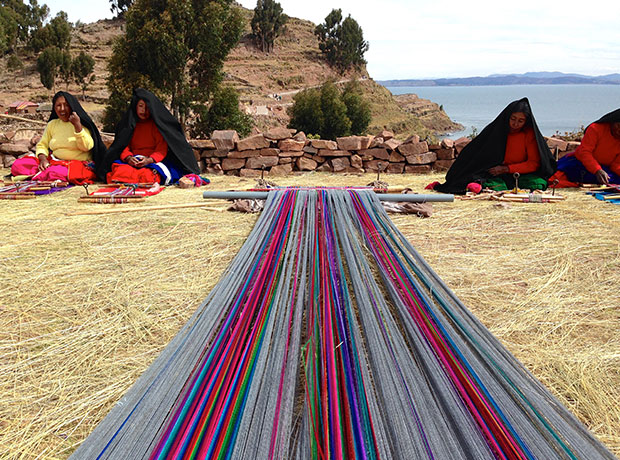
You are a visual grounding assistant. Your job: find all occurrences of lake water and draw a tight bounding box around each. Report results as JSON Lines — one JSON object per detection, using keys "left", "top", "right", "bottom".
{"left": 385, "top": 84, "right": 620, "bottom": 139}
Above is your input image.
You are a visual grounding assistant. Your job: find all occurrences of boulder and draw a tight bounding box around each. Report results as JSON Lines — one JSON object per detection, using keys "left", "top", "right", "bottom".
{"left": 360, "top": 135, "right": 373, "bottom": 150}
{"left": 405, "top": 165, "right": 432, "bottom": 174}
{"left": 237, "top": 134, "right": 270, "bottom": 151}
{"left": 270, "top": 163, "right": 293, "bottom": 175}
{"left": 278, "top": 139, "right": 305, "bottom": 151}
{"left": 454, "top": 137, "right": 471, "bottom": 154}
{"left": 0, "top": 142, "right": 30, "bottom": 155}
{"left": 265, "top": 127, "right": 293, "bottom": 140}
{"left": 398, "top": 141, "right": 429, "bottom": 156}
{"left": 311, "top": 139, "right": 338, "bottom": 150}
{"left": 303, "top": 145, "right": 318, "bottom": 154}
{"left": 317, "top": 162, "right": 332, "bottom": 172}
{"left": 405, "top": 152, "right": 437, "bottom": 165}
{"left": 297, "top": 156, "right": 318, "bottom": 171}
{"left": 331, "top": 157, "right": 351, "bottom": 172}
{"left": 293, "top": 131, "right": 307, "bottom": 142}
{"left": 3, "top": 154, "right": 16, "bottom": 168}
{"left": 350, "top": 154, "right": 363, "bottom": 169}
{"left": 221, "top": 157, "right": 246, "bottom": 171}
{"left": 246, "top": 156, "right": 279, "bottom": 169}
{"left": 211, "top": 130, "right": 239, "bottom": 150}
{"left": 370, "top": 137, "right": 383, "bottom": 148}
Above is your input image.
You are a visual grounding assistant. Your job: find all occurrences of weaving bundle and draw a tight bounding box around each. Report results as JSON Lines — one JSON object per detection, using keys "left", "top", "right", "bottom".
{"left": 71, "top": 188, "right": 615, "bottom": 460}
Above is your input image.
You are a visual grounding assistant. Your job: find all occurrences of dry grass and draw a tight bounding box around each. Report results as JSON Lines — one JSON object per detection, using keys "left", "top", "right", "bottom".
{"left": 0, "top": 170, "right": 618, "bottom": 459}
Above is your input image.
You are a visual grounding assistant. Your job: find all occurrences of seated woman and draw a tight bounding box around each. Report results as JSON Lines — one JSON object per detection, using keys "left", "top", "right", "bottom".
{"left": 99, "top": 88, "right": 200, "bottom": 184}
{"left": 11, "top": 91, "right": 106, "bottom": 184}
{"left": 549, "top": 108, "right": 620, "bottom": 186}
{"left": 433, "top": 98, "right": 556, "bottom": 194}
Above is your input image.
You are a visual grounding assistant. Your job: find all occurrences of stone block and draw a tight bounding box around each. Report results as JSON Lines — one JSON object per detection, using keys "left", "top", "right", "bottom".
{"left": 101, "top": 134, "right": 115, "bottom": 148}
{"left": 278, "top": 139, "right": 305, "bottom": 151}
{"left": 381, "top": 138, "right": 401, "bottom": 151}
{"left": 358, "top": 148, "right": 389, "bottom": 160}
{"left": 211, "top": 130, "right": 239, "bottom": 150}
{"left": 363, "top": 160, "right": 389, "bottom": 172}
{"left": 297, "top": 157, "right": 318, "bottom": 170}
{"left": 246, "top": 156, "right": 279, "bottom": 169}
{"left": 441, "top": 138, "right": 454, "bottom": 148}
{"left": 377, "top": 129, "right": 394, "bottom": 140}
{"left": 317, "top": 162, "right": 332, "bottom": 172}
{"left": 546, "top": 137, "right": 568, "bottom": 151}
{"left": 403, "top": 134, "right": 420, "bottom": 144}
{"left": 206, "top": 164, "right": 224, "bottom": 175}
{"left": 433, "top": 159, "right": 455, "bottom": 171}
{"left": 188, "top": 139, "right": 216, "bottom": 149}
{"left": 260, "top": 148, "right": 280, "bottom": 156}
{"left": 278, "top": 150, "right": 304, "bottom": 158}
{"left": 435, "top": 148, "right": 455, "bottom": 160}
{"left": 386, "top": 162, "right": 405, "bottom": 174}
{"left": 228, "top": 149, "right": 260, "bottom": 159}
{"left": 265, "top": 127, "right": 293, "bottom": 140}
{"left": 350, "top": 154, "right": 363, "bottom": 169}
{"left": 336, "top": 136, "right": 365, "bottom": 151}
{"left": 239, "top": 168, "right": 262, "bottom": 178}
{"left": 398, "top": 141, "right": 429, "bottom": 156}
{"left": 221, "top": 158, "right": 246, "bottom": 171}
{"left": 303, "top": 145, "right": 318, "bottom": 154}
{"left": 237, "top": 134, "right": 270, "bottom": 151}
{"left": 293, "top": 131, "right": 307, "bottom": 142}
{"left": 3, "top": 154, "right": 16, "bottom": 168}
{"left": 388, "top": 151, "right": 405, "bottom": 162}
{"left": 193, "top": 149, "right": 201, "bottom": 162}
{"left": 370, "top": 137, "right": 383, "bottom": 148}
{"left": 279, "top": 157, "right": 293, "bottom": 164}
{"left": 406, "top": 152, "right": 436, "bottom": 165}
{"left": 318, "top": 149, "right": 351, "bottom": 157}
{"left": 454, "top": 137, "right": 471, "bottom": 154}
{"left": 405, "top": 165, "right": 432, "bottom": 174}
{"left": 270, "top": 163, "right": 293, "bottom": 176}
{"left": 360, "top": 136, "right": 373, "bottom": 150}
{"left": 311, "top": 139, "right": 338, "bottom": 150}
{"left": 331, "top": 157, "right": 351, "bottom": 172}
{"left": 0, "top": 142, "right": 30, "bottom": 155}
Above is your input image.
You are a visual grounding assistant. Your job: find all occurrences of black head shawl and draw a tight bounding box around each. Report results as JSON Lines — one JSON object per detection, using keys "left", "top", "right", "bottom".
{"left": 50, "top": 91, "right": 107, "bottom": 170}
{"left": 98, "top": 88, "right": 199, "bottom": 179}
{"left": 435, "top": 97, "right": 556, "bottom": 194}
{"left": 591, "top": 107, "right": 620, "bottom": 126}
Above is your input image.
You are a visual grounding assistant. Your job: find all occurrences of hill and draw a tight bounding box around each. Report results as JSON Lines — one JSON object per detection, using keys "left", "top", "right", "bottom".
{"left": 379, "top": 71, "right": 620, "bottom": 87}
{"left": 0, "top": 8, "right": 459, "bottom": 138}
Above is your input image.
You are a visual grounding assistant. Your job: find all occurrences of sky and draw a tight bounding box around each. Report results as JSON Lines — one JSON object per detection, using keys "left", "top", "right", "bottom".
{"left": 48, "top": 0, "right": 620, "bottom": 80}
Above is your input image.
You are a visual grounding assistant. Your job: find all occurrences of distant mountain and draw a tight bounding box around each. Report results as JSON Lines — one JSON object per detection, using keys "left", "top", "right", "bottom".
{"left": 378, "top": 72, "right": 620, "bottom": 87}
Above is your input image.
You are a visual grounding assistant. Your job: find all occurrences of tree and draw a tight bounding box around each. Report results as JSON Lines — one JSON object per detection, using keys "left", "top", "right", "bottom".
{"left": 71, "top": 51, "right": 95, "bottom": 99}
{"left": 57, "top": 47, "right": 71, "bottom": 87}
{"left": 104, "top": 0, "right": 245, "bottom": 135}
{"left": 0, "top": 0, "right": 49, "bottom": 53}
{"left": 30, "top": 10, "right": 71, "bottom": 53}
{"left": 288, "top": 81, "right": 370, "bottom": 140}
{"left": 251, "top": 0, "right": 287, "bottom": 53}
{"left": 36, "top": 45, "right": 62, "bottom": 90}
{"left": 110, "top": 0, "right": 133, "bottom": 16}
{"left": 314, "top": 9, "right": 368, "bottom": 72}
{"left": 193, "top": 85, "right": 253, "bottom": 137}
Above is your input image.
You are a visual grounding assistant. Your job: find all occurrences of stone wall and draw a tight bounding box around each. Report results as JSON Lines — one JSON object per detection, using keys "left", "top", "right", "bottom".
{"left": 0, "top": 127, "right": 582, "bottom": 175}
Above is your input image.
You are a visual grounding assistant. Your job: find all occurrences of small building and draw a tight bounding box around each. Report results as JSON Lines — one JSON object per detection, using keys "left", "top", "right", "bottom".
{"left": 7, "top": 101, "right": 39, "bottom": 115}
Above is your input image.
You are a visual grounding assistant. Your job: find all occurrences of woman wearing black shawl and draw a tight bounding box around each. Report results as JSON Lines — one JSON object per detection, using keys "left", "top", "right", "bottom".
{"left": 549, "top": 108, "right": 620, "bottom": 186}
{"left": 99, "top": 88, "right": 199, "bottom": 184}
{"left": 433, "top": 98, "right": 556, "bottom": 194}
{"left": 11, "top": 91, "right": 106, "bottom": 184}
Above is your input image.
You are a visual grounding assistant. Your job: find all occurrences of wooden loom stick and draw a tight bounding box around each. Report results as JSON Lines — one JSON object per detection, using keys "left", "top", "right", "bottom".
{"left": 66, "top": 202, "right": 227, "bottom": 216}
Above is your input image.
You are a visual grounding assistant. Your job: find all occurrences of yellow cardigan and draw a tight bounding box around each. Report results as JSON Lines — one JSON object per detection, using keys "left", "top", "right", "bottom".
{"left": 35, "top": 119, "right": 94, "bottom": 161}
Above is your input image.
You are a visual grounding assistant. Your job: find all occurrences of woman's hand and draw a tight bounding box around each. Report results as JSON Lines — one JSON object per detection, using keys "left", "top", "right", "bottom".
{"left": 69, "top": 112, "right": 82, "bottom": 133}
{"left": 126, "top": 155, "right": 140, "bottom": 166}
{"left": 488, "top": 165, "right": 510, "bottom": 176}
{"left": 38, "top": 155, "right": 50, "bottom": 171}
{"left": 134, "top": 157, "right": 155, "bottom": 168}
{"left": 595, "top": 169, "right": 610, "bottom": 185}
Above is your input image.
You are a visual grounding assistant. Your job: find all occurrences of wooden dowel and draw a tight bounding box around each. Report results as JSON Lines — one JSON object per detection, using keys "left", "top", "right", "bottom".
{"left": 66, "top": 202, "right": 227, "bottom": 216}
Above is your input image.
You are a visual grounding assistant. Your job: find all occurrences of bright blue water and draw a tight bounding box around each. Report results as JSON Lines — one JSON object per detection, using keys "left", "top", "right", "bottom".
{"left": 385, "top": 84, "right": 620, "bottom": 139}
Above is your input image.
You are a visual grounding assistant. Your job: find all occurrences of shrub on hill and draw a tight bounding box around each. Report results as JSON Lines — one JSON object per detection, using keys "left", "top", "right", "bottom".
{"left": 251, "top": 0, "right": 287, "bottom": 53}
{"left": 314, "top": 9, "right": 368, "bottom": 73}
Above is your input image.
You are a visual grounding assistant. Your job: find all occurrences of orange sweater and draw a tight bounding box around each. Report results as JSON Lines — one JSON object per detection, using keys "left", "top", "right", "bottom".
{"left": 574, "top": 123, "right": 620, "bottom": 175}
{"left": 504, "top": 128, "right": 540, "bottom": 174}
{"left": 120, "top": 119, "right": 168, "bottom": 163}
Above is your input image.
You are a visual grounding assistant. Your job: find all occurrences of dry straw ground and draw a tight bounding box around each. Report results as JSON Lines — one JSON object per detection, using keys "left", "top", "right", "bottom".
{"left": 0, "top": 170, "right": 618, "bottom": 459}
